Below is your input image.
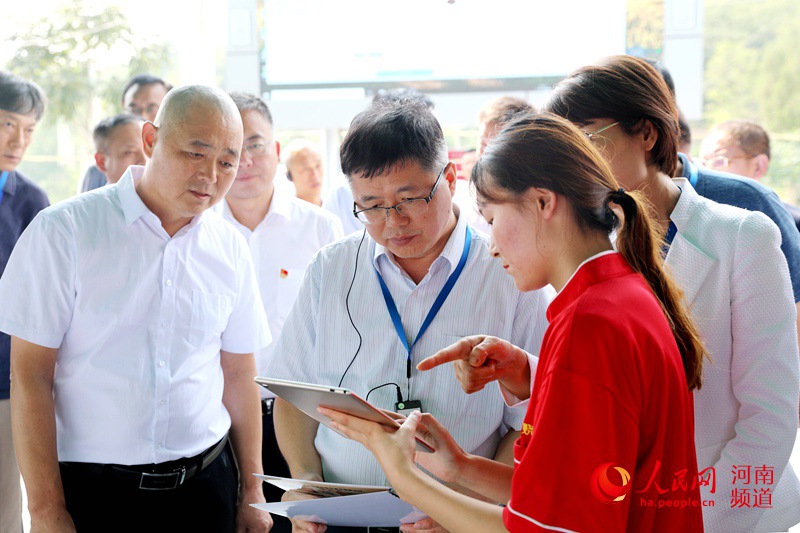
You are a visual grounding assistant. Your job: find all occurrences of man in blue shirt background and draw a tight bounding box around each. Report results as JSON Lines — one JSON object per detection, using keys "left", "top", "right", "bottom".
{"left": 0, "top": 70, "right": 50, "bottom": 533}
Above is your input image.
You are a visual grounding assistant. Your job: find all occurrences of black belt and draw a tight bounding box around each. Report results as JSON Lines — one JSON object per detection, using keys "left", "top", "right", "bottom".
{"left": 61, "top": 435, "right": 228, "bottom": 491}
{"left": 262, "top": 397, "right": 275, "bottom": 416}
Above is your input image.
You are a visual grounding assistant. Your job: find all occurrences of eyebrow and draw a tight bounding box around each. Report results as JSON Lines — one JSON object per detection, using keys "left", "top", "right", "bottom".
{"left": 189, "top": 139, "right": 238, "bottom": 158}
{"left": 360, "top": 185, "right": 426, "bottom": 204}
{"left": 245, "top": 134, "right": 265, "bottom": 143}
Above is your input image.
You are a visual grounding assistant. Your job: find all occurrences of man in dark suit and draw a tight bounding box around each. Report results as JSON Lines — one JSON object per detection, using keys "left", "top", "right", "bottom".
{"left": 0, "top": 69, "right": 50, "bottom": 533}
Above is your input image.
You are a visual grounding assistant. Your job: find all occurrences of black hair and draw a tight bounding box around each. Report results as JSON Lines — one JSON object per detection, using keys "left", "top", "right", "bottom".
{"left": 372, "top": 87, "right": 434, "bottom": 109}
{"left": 542, "top": 55, "right": 680, "bottom": 177}
{"left": 121, "top": 74, "right": 172, "bottom": 106}
{"left": 473, "top": 112, "right": 705, "bottom": 390}
{"left": 0, "top": 71, "right": 46, "bottom": 120}
{"left": 228, "top": 92, "right": 274, "bottom": 127}
{"left": 92, "top": 114, "right": 144, "bottom": 152}
{"left": 340, "top": 99, "right": 447, "bottom": 181}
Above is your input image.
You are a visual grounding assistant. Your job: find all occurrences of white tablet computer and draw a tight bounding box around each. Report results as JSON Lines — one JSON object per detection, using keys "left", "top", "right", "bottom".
{"left": 255, "top": 377, "right": 434, "bottom": 453}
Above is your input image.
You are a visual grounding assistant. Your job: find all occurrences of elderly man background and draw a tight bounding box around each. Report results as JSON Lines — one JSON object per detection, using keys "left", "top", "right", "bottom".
{"left": 283, "top": 139, "right": 325, "bottom": 207}
{"left": 91, "top": 113, "right": 146, "bottom": 185}
{"left": 219, "top": 92, "right": 343, "bottom": 531}
{"left": 0, "top": 85, "right": 272, "bottom": 532}
{"left": 81, "top": 74, "right": 172, "bottom": 192}
{"left": 700, "top": 119, "right": 800, "bottom": 232}
{"left": 0, "top": 70, "right": 50, "bottom": 533}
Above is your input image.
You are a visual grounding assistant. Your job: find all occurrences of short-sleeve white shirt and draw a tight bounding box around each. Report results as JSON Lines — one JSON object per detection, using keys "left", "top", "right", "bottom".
{"left": 0, "top": 166, "right": 271, "bottom": 465}
{"left": 218, "top": 187, "right": 343, "bottom": 393}
{"left": 267, "top": 212, "right": 553, "bottom": 485}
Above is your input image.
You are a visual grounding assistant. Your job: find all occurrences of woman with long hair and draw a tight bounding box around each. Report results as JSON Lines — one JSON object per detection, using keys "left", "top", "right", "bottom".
{"left": 321, "top": 113, "right": 705, "bottom": 532}
{"left": 540, "top": 55, "right": 799, "bottom": 533}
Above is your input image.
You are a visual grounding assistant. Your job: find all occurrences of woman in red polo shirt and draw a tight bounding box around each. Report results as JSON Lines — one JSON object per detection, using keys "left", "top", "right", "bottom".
{"left": 321, "top": 113, "right": 705, "bottom": 532}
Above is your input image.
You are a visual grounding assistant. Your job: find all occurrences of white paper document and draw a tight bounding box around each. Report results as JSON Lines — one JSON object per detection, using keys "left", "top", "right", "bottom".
{"left": 254, "top": 474, "right": 389, "bottom": 498}
{"left": 251, "top": 482, "right": 428, "bottom": 527}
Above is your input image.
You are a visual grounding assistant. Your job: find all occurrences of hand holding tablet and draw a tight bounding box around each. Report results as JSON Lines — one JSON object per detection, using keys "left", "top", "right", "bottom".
{"left": 255, "top": 377, "right": 434, "bottom": 453}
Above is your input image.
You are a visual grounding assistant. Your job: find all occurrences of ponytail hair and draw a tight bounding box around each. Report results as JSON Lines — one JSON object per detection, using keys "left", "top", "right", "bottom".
{"left": 608, "top": 188, "right": 705, "bottom": 390}
{"left": 474, "top": 113, "right": 705, "bottom": 390}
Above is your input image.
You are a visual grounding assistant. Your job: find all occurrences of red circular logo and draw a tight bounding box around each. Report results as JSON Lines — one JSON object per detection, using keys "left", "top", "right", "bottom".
{"left": 591, "top": 462, "right": 632, "bottom": 503}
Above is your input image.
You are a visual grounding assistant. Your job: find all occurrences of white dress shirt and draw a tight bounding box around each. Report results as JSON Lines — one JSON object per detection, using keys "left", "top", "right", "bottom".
{"left": 218, "top": 187, "right": 344, "bottom": 395}
{"left": 266, "top": 212, "right": 553, "bottom": 485}
{"left": 0, "top": 166, "right": 271, "bottom": 465}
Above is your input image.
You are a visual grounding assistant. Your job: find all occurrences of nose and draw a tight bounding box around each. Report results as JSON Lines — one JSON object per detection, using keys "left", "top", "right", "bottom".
{"left": 197, "top": 158, "right": 218, "bottom": 183}
{"left": 488, "top": 239, "right": 500, "bottom": 258}
{"left": 239, "top": 149, "right": 254, "bottom": 170}
{"left": 385, "top": 206, "right": 409, "bottom": 228}
{"left": 9, "top": 126, "right": 24, "bottom": 147}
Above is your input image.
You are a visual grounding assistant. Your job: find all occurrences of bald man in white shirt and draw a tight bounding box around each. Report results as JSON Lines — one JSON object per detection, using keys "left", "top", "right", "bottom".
{"left": 0, "top": 86, "right": 272, "bottom": 532}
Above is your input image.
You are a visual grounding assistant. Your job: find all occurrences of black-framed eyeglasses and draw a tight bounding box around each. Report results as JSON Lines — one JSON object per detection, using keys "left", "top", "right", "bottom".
{"left": 584, "top": 121, "right": 620, "bottom": 140}
{"left": 353, "top": 165, "right": 447, "bottom": 225}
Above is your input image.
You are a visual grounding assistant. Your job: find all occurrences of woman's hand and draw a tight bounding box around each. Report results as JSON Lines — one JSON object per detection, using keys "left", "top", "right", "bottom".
{"left": 318, "top": 407, "right": 423, "bottom": 489}
{"left": 418, "top": 335, "right": 532, "bottom": 400}
{"left": 411, "top": 413, "right": 468, "bottom": 484}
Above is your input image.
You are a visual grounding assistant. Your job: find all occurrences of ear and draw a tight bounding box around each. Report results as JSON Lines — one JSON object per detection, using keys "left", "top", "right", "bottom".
{"left": 531, "top": 188, "right": 558, "bottom": 220}
{"left": 752, "top": 153, "right": 770, "bottom": 179}
{"left": 141, "top": 121, "right": 158, "bottom": 158}
{"left": 444, "top": 161, "right": 457, "bottom": 195}
{"left": 640, "top": 120, "right": 659, "bottom": 152}
{"left": 275, "top": 140, "right": 281, "bottom": 161}
{"left": 95, "top": 152, "right": 107, "bottom": 173}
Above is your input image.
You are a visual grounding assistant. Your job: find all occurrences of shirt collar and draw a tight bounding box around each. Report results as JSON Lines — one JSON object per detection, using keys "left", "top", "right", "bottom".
{"left": 117, "top": 166, "right": 151, "bottom": 225}
{"left": 269, "top": 185, "right": 293, "bottom": 220}
{"left": 116, "top": 165, "right": 206, "bottom": 230}
{"left": 220, "top": 184, "right": 293, "bottom": 228}
{"left": 546, "top": 251, "right": 628, "bottom": 322}
{"left": 668, "top": 177, "right": 696, "bottom": 233}
{"left": 372, "top": 209, "right": 467, "bottom": 276}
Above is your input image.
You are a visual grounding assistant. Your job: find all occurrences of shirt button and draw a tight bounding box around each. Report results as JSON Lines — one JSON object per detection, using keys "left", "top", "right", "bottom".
{"left": 158, "top": 360, "right": 166, "bottom": 367}
{"left": 165, "top": 279, "right": 172, "bottom": 286}
{"left": 162, "top": 321, "right": 170, "bottom": 327}
{"left": 159, "top": 400, "right": 166, "bottom": 406}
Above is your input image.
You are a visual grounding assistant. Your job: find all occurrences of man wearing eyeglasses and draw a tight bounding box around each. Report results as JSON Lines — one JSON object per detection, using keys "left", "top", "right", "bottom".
{"left": 699, "top": 119, "right": 800, "bottom": 232}
{"left": 217, "top": 93, "right": 343, "bottom": 529}
{"left": 80, "top": 74, "right": 173, "bottom": 193}
{"left": 267, "top": 98, "right": 552, "bottom": 532}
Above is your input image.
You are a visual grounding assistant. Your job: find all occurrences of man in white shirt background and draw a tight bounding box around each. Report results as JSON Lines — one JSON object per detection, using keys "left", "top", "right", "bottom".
{"left": 90, "top": 113, "right": 146, "bottom": 186}
{"left": 283, "top": 139, "right": 326, "bottom": 207}
{"left": 269, "top": 97, "right": 552, "bottom": 533}
{"left": 220, "top": 92, "right": 343, "bottom": 528}
{"left": 0, "top": 85, "right": 272, "bottom": 532}
{"left": 80, "top": 74, "right": 173, "bottom": 193}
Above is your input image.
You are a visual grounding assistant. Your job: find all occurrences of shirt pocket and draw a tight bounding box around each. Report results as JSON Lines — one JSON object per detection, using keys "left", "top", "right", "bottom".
{"left": 188, "top": 290, "right": 235, "bottom": 348}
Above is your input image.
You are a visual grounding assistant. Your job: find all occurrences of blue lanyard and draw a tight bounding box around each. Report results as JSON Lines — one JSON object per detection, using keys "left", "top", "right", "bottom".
{"left": 375, "top": 226, "right": 472, "bottom": 379}
{"left": 0, "top": 171, "right": 8, "bottom": 208}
